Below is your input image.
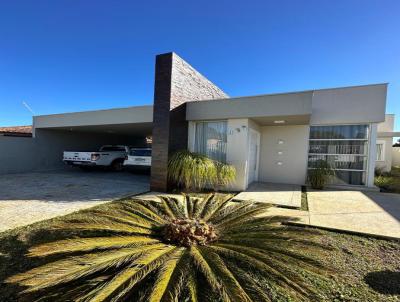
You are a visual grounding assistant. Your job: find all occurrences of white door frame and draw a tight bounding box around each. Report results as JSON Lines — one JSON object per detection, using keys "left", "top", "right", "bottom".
{"left": 247, "top": 128, "right": 261, "bottom": 187}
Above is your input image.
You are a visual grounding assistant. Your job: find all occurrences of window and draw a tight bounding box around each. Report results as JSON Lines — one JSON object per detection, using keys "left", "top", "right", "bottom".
{"left": 130, "top": 149, "right": 151, "bottom": 157}
{"left": 308, "top": 125, "right": 369, "bottom": 185}
{"left": 101, "top": 146, "right": 126, "bottom": 151}
{"left": 376, "top": 141, "right": 384, "bottom": 161}
{"left": 194, "top": 121, "right": 227, "bottom": 162}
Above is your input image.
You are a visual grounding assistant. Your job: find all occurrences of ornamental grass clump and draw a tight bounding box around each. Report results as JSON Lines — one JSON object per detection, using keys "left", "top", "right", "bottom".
{"left": 168, "top": 150, "right": 236, "bottom": 191}
{"left": 308, "top": 159, "right": 335, "bottom": 190}
{"left": 6, "top": 194, "right": 329, "bottom": 302}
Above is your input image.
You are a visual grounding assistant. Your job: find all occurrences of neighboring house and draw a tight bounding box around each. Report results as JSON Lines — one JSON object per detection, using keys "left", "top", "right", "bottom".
{"left": 393, "top": 147, "right": 400, "bottom": 167}
{"left": 376, "top": 114, "right": 400, "bottom": 172}
{"left": 0, "top": 52, "right": 393, "bottom": 191}
{"left": 0, "top": 126, "right": 32, "bottom": 137}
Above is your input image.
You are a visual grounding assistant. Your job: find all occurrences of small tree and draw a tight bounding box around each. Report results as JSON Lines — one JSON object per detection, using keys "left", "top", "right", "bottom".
{"left": 168, "top": 150, "right": 236, "bottom": 192}
{"left": 308, "top": 159, "right": 334, "bottom": 190}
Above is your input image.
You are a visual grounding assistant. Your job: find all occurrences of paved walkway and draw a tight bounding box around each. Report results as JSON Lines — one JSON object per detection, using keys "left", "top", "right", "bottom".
{"left": 0, "top": 171, "right": 149, "bottom": 232}
{"left": 234, "top": 182, "right": 301, "bottom": 208}
{"left": 270, "top": 189, "right": 400, "bottom": 239}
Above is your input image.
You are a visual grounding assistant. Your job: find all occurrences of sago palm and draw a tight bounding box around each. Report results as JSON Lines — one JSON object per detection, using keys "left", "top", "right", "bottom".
{"left": 7, "top": 194, "right": 328, "bottom": 301}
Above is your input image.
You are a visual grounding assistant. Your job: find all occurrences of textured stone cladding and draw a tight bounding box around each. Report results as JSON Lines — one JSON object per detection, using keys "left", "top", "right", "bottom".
{"left": 150, "top": 52, "right": 228, "bottom": 191}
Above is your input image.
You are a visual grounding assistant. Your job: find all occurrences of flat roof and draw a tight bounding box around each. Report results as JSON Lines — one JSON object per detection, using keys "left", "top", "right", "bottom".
{"left": 34, "top": 105, "right": 153, "bottom": 129}
{"left": 186, "top": 91, "right": 313, "bottom": 124}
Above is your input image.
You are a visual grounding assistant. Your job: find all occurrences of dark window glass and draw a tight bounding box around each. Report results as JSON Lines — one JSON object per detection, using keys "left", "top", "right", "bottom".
{"left": 131, "top": 149, "right": 152, "bottom": 156}
{"left": 308, "top": 155, "right": 367, "bottom": 170}
{"left": 101, "top": 146, "right": 125, "bottom": 151}
{"left": 331, "top": 171, "right": 365, "bottom": 185}
{"left": 310, "top": 125, "right": 368, "bottom": 139}
{"left": 308, "top": 125, "right": 369, "bottom": 186}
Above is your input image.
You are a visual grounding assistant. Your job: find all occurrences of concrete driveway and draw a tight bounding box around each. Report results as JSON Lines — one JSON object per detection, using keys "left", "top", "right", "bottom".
{"left": 305, "top": 190, "right": 400, "bottom": 239}
{"left": 275, "top": 189, "right": 400, "bottom": 239}
{"left": 0, "top": 170, "right": 149, "bottom": 232}
{"left": 234, "top": 182, "right": 302, "bottom": 208}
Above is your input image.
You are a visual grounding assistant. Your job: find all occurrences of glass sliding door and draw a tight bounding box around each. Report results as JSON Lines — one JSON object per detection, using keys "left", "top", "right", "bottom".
{"left": 308, "top": 125, "right": 369, "bottom": 185}
{"left": 194, "top": 121, "right": 227, "bottom": 163}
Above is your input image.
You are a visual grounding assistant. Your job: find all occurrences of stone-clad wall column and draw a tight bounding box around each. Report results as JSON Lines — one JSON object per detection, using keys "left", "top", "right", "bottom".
{"left": 150, "top": 52, "right": 228, "bottom": 192}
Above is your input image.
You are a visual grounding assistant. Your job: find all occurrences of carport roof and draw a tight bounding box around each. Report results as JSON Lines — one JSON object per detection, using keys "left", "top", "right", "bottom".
{"left": 34, "top": 105, "right": 154, "bottom": 129}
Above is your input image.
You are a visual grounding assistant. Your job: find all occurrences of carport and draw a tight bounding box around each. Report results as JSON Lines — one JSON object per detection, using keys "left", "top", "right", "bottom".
{"left": 0, "top": 106, "right": 154, "bottom": 231}
{"left": 30, "top": 105, "right": 154, "bottom": 172}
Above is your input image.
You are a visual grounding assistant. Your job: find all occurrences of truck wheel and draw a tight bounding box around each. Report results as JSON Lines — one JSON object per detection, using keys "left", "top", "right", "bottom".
{"left": 111, "top": 160, "right": 124, "bottom": 172}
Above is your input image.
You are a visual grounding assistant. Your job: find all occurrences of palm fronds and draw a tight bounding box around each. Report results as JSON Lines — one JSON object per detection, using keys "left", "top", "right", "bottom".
{"left": 7, "top": 194, "right": 329, "bottom": 301}
{"left": 167, "top": 150, "right": 236, "bottom": 191}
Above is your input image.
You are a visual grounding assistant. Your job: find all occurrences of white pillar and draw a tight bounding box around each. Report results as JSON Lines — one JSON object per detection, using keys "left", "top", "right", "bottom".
{"left": 366, "top": 123, "right": 377, "bottom": 187}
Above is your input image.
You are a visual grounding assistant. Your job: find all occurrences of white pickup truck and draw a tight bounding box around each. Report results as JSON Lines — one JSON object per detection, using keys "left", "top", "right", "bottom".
{"left": 123, "top": 148, "right": 152, "bottom": 170}
{"left": 63, "top": 145, "right": 129, "bottom": 171}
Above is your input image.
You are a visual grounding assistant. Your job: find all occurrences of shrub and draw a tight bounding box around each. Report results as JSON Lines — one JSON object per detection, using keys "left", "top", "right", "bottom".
{"left": 168, "top": 150, "right": 236, "bottom": 191}
{"left": 375, "top": 175, "right": 394, "bottom": 190}
{"left": 6, "top": 194, "right": 328, "bottom": 301}
{"left": 308, "top": 160, "right": 334, "bottom": 190}
{"left": 215, "top": 161, "right": 236, "bottom": 188}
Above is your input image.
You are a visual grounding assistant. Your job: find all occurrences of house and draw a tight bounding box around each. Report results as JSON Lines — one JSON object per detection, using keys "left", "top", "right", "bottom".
{"left": 376, "top": 114, "right": 400, "bottom": 172}
{"left": 0, "top": 126, "right": 32, "bottom": 137}
{"left": 0, "top": 52, "right": 391, "bottom": 191}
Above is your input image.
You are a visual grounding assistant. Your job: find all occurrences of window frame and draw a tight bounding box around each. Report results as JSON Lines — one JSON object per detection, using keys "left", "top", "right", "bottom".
{"left": 376, "top": 140, "right": 385, "bottom": 162}
{"left": 192, "top": 120, "right": 228, "bottom": 163}
{"left": 307, "top": 124, "right": 371, "bottom": 186}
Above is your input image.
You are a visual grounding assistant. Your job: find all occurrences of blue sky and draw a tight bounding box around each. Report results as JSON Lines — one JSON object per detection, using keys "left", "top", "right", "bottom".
{"left": 0, "top": 0, "right": 399, "bottom": 134}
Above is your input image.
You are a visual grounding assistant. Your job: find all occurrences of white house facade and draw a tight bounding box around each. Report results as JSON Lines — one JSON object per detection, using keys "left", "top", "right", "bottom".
{"left": 186, "top": 84, "right": 388, "bottom": 190}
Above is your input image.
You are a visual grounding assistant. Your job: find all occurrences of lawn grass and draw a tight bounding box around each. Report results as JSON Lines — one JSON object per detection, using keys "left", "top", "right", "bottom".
{"left": 375, "top": 166, "right": 400, "bottom": 193}
{"left": 0, "top": 198, "right": 399, "bottom": 302}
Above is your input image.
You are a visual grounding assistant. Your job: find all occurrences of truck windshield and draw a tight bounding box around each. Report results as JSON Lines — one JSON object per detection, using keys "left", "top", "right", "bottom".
{"left": 130, "top": 149, "right": 151, "bottom": 156}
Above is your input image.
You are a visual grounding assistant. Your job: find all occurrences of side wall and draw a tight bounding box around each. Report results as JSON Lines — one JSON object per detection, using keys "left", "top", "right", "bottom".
{"left": 0, "top": 136, "right": 38, "bottom": 174}
{"left": 376, "top": 137, "right": 394, "bottom": 172}
{"left": 259, "top": 125, "right": 310, "bottom": 185}
{"left": 226, "top": 119, "right": 250, "bottom": 191}
{"left": 393, "top": 147, "right": 400, "bottom": 167}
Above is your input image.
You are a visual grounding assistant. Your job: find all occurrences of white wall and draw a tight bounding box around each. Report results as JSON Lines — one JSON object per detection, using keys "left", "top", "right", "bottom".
{"left": 376, "top": 114, "right": 396, "bottom": 173}
{"left": 311, "top": 84, "right": 387, "bottom": 125}
{"left": 375, "top": 137, "right": 393, "bottom": 172}
{"left": 259, "top": 125, "right": 310, "bottom": 185}
{"left": 377, "top": 114, "right": 395, "bottom": 132}
{"left": 393, "top": 147, "right": 400, "bottom": 167}
{"left": 226, "top": 119, "right": 250, "bottom": 191}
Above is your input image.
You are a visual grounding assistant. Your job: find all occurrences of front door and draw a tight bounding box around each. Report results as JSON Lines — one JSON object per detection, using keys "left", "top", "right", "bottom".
{"left": 247, "top": 129, "right": 260, "bottom": 185}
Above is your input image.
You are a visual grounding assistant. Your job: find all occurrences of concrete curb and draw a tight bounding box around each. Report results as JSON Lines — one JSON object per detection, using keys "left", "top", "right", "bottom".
{"left": 284, "top": 221, "right": 400, "bottom": 241}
